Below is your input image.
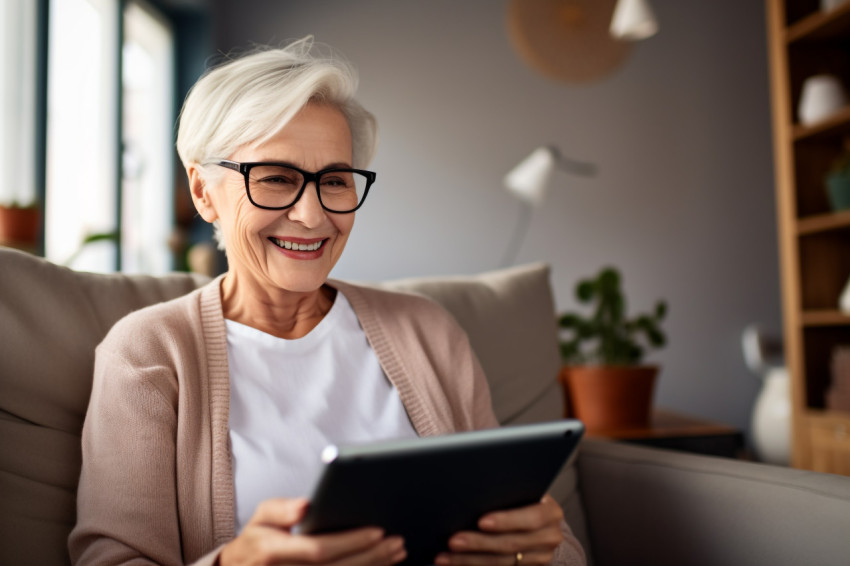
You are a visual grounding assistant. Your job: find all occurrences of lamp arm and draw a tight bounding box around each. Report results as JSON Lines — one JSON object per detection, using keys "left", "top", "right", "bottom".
{"left": 548, "top": 145, "right": 598, "bottom": 177}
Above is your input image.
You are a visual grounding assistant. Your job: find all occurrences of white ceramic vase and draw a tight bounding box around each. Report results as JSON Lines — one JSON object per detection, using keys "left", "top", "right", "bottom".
{"left": 751, "top": 366, "right": 791, "bottom": 465}
{"left": 840, "top": 277, "right": 850, "bottom": 314}
{"left": 798, "top": 75, "right": 847, "bottom": 125}
{"left": 821, "top": 0, "right": 846, "bottom": 11}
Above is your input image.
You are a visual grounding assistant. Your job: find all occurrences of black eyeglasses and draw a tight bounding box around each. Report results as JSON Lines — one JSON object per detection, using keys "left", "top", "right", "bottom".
{"left": 216, "top": 160, "right": 376, "bottom": 213}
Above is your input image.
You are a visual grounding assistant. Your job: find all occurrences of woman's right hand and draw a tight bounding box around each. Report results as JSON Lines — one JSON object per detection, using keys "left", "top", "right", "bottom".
{"left": 219, "top": 498, "right": 406, "bottom": 566}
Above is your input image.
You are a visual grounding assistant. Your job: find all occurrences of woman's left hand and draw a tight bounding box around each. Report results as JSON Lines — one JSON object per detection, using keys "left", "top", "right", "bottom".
{"left": 434, "top": 494, "right": 564, "bottom": 565}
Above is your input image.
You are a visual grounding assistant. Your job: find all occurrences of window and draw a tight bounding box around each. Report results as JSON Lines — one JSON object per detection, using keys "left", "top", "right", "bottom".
{"left": 0, "top": 0, "right": 39, "bottom": 208}
{"left": 122, "top": 0, "right": 175, "bottom": 274}
{"left": 44, "top": 0, "right": 175, "bottom": 273}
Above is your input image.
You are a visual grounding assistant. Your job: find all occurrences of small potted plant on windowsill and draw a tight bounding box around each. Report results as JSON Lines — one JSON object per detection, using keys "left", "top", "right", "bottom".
{"left": 558, "top": 266, "right": 668, "bottom": 433}
{"left": 0, "top": 200, "right": 40, "bottom": 248}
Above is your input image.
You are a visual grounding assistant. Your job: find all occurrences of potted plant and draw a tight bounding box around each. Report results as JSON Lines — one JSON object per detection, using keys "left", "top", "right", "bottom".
{"left": 826, "top": 144, "right": 850, "bottom": 212}
{"left": 558, "top": 266, "right": 667, "bottom": 432}
{"left": 0, "top": 200, "right": 40, "bottom": 247}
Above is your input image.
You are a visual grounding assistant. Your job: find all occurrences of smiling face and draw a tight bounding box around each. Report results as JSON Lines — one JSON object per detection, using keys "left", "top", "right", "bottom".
{"left": 189, "top": 103, "right": 356, "bottom": 297}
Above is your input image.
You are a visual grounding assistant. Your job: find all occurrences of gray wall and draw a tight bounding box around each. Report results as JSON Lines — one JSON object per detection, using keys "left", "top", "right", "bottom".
{"left": 211, "top": 0, "right": 782, "bottom": 442}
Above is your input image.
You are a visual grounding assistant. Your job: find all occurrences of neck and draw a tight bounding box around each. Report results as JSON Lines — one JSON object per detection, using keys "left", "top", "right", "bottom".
{"left": 220, "top": 272, "right": 336, "bottom": 339}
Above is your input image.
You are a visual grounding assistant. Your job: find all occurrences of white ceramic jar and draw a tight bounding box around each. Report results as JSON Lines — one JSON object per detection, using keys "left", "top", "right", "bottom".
{"left": 751, "top": 366, "right": 791, "bottom": 465}
{"left": 798, "top": 74, "right": 847, "bottom": 125}
{"left": 821, "top": 0, "right": 847, "bottom": 11}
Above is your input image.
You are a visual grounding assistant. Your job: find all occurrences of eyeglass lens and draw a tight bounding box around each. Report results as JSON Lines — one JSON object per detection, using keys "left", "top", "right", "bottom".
{"left": 247, "top": 165, "right": 368, "bottom": 212}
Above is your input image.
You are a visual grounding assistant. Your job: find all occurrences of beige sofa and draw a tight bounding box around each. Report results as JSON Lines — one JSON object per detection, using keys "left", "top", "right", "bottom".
{"left": 1, "top": 246, "right": 849, "bottom": 566}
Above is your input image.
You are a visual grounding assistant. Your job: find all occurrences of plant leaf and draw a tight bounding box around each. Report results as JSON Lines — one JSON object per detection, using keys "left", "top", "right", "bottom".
{"left": 576, "top": 280, "right": 594, "bottom": 302}
{"left": 81, "top": 231, "right": 120, "bottom": 245}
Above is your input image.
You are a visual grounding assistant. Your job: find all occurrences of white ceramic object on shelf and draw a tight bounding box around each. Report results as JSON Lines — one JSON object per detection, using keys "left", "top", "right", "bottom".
{"left": 751, "top": 367, "right": 792, "bottom": 466}
{"left": 821, "top": 0, "right": 847, "bottom": 11}
{"left": 798, "top": 74, "right": 847, "bottom": 125}
{"left": 840, "top": 276, "right": 850, "bottom": 314}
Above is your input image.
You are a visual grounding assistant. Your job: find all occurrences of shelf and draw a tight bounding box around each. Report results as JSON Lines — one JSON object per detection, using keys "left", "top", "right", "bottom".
{"left": 801, "top": 310, "right": 850, "bottom": 326}
{"left": 793, "top": 104, "right": 850, "bottom": 141}
{"left": 787, "top": 2, "right": 850, "bottom": 43}
{"left": 803, "top": 407, "right": 850, "bottom": 423}
{"left": 797, "top": 209, "right": 850, "bottom": 234}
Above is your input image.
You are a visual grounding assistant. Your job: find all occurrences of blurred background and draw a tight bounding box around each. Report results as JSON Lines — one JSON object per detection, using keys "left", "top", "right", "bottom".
{"left": 1, "top": 0, "right": 781, "bottom": 443}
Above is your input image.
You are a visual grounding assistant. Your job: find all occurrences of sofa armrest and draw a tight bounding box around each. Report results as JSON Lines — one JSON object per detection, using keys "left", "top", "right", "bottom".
{"left": 577, "top": 439, "right": 850, "bottom": 566}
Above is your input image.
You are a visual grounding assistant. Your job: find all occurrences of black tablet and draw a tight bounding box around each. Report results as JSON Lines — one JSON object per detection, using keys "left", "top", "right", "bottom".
{"left": 297, "top": 420, "right": 584, "bottom": 566}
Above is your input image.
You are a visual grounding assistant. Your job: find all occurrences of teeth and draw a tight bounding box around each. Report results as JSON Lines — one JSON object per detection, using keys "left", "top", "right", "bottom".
{"left": 271, "top": 238, "right": 324, "bottom": 251}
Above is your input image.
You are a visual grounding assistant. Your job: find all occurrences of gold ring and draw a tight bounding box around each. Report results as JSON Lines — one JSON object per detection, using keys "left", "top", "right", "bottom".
{"left": 515, "top": 552, "right": 524, "bottom": 565}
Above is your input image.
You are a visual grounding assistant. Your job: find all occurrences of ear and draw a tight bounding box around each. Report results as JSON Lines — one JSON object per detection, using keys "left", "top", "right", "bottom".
{"left": 187, "top": 164, "right": 219, "bottom": 223}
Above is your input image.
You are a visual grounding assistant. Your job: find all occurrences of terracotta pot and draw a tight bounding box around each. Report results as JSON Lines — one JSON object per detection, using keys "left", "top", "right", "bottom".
{"left": 560, "top": 365, "right": 658, "bottom": 432}
{"left": 0, "top": 206, "right": 40, "bottom": 245}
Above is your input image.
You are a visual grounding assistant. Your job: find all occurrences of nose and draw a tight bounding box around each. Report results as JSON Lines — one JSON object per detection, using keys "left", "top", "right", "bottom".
{"left": 286, "top": 181, "right": 327, "bottom": 227}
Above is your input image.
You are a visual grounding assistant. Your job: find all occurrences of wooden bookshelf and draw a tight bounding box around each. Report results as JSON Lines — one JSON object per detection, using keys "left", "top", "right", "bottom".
{"left": 793, "top": 104, "right": 850, "bottom": 140}
{"left": 801, "top": 309, "right": 850, "bottom": 326}
{"left": 786, "top": 0, "right": 850, "bottom": 42}
{"left": 796, "top": 209, "right": 850, "bottom": 234}
{"left": 767, "top": 0, "right": 850, "bottom": 475}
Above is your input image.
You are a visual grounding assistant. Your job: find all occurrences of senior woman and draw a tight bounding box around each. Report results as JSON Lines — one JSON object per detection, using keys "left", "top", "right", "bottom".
{"left": 69, "top": 38, "right": 585, "bottom": 566}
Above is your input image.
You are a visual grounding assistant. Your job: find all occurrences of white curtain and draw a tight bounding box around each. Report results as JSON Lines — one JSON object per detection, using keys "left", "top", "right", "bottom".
{"left": 122, "top": 0, "right": 175, "bottom": 274}
{"left": 45, "top": 0, "right": 119, "bottom": 270}
{"left": 0, "top": 0, "right": 38, "bottom": 207}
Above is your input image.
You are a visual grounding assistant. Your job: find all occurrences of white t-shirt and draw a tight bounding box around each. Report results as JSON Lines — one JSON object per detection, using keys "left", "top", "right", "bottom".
{"left": 226, "top": 292, "right": 418, "bottom": 532}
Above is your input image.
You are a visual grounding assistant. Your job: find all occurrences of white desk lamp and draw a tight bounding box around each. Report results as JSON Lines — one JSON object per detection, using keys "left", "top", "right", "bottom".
{"left": 501, "top": 146, "right": 597, "bottom": 266}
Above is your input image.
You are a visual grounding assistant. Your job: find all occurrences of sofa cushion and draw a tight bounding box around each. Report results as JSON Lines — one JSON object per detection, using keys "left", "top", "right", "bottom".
{"left": 578, "top": 439, "right": 850, "bottom": 566}
{"left": 0, "top": 247, "right": 207, "bottom": 565}
{"left": 379, "top": 262, "right": 564, "bottom": 424}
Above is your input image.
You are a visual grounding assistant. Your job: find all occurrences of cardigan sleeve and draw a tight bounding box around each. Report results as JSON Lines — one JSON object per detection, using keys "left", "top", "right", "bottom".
{"left": 69, "top": 343, "right": 186, "bottom": 565}
{"left": 68, "top": 290, "right": 230, "bottom": 566}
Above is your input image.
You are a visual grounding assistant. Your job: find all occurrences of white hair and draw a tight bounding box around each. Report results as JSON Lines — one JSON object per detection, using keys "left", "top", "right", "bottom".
{"left": 176, "top": 37, "right": 378, "bottom": 249}
{"left": 177, "top": 36, "right": 377, "bottom": 168}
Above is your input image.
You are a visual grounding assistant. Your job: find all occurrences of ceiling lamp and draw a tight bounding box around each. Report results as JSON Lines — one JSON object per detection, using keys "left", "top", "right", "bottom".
{"left": 610, "top": 0, "right": 659, "bottom": 41}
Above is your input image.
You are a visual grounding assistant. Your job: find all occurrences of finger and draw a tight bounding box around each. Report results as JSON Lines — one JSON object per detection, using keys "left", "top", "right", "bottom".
{"left": 447, "top": 525, "right": 563, "bottom": 556}
{"left": 285, "top": 529, "right": 393, "bottom": 563}
{"left": 478, "top": 496, "right": 564, "bottom": 533}
{"left": 327, "top": 534, "right": 407, "bottom": 566}
{"left": 221, "top": 525, "right": 392, "bottom": 566}
{"left": 227, "top": 526, "right": 388, "bottom": 565}
{"left": 247, "top": 497, "right": 310, "bottom": 528}
{"left": 434, "top": 550, "right": 555, "bottom": 566}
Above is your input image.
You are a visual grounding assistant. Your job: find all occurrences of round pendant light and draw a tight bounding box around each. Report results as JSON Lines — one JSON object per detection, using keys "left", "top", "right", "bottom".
{"left": 506, "top": 0, "right": 632, "bottom": 83}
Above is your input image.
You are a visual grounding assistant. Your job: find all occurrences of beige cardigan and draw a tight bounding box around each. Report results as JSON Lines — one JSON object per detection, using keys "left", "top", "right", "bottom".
{"left": 69, "top": 277, "right": 584, "bottom": 565}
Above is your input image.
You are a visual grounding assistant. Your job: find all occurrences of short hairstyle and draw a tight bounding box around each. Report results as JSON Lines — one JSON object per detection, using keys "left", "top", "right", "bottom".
{"left": 176, "top": 36, "right": 378, "bottom": 171}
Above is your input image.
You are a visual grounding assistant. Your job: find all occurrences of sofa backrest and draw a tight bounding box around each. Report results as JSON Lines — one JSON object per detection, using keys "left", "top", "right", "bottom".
{"left": 0, "top": 248, "right": 577, "bottom": 565}
{"left": 378, "top": 263, "right": 565, "bottom": 426}
{"left": 0, "top": 248, "right": 208, "bottom": 565}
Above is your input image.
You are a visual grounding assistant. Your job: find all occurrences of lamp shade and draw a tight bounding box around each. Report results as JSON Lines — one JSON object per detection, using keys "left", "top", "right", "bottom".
{"left": 503, "top": 146, "right": 557, "bottom": 206}
{"left": 610, "top": 0, "right": 658, "bottom": 41}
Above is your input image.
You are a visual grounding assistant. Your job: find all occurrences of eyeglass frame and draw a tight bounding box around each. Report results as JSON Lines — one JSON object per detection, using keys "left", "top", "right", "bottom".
{"left": 215, "top": 160, "right": 376, "bottom": 213}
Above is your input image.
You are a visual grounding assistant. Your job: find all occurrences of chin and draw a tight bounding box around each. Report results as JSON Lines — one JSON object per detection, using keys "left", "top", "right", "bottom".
{"left": 271, "top": 267, "right": 331, "bottom": 295}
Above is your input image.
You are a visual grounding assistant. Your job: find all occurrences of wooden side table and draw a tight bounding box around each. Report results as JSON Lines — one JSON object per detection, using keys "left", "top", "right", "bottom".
{"left": 586, "top": 409, "right": 746, "bottom": 459}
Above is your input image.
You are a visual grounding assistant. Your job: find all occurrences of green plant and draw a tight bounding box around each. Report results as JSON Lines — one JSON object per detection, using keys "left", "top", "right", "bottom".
{"left": 558, "top": 267, "right": 667, "bottom": 366}
{"left": 829, "top": 150, "right": 850, "bottom": 178}
{"left": 63, "top": 231, "right": 119, "bottom": 267}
